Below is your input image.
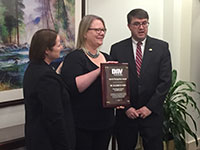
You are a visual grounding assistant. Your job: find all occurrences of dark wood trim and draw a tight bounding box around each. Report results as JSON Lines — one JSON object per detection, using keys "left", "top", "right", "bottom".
{"left": 0, "top": 99, "right": 24, "bottom": 108}
{"left": 82, "top": 0, "right": 86, "bottom": 18}
{"left": 0, "top": 137, "right": 25, "bottom": 150}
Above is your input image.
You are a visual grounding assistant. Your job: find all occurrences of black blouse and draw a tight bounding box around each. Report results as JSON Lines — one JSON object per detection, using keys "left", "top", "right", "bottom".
{"left": 61, "top": 49, "right": 115, "bottom": 130}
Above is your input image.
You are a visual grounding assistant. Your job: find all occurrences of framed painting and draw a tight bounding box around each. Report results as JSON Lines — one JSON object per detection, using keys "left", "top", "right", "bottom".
{"left": 0, "top": 0, "right": 85, "bottom": 104}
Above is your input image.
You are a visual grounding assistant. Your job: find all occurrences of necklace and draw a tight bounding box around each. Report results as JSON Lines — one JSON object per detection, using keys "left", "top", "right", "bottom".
{"left": 83, "top": 48, "right": 100, "bottom": 58}
{"left": 87, "top": 50, "right": 99, "bottom": 58}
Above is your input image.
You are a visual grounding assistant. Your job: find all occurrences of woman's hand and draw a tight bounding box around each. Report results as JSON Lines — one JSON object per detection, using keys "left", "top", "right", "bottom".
{"left": 56, "top": 62, "right": 63, "bottom": 74}
{"left": 106, "top": 61, "right": 118, "bottom": 64}
{"left": 116, "top": 106, "right": 125, "bottom": 109}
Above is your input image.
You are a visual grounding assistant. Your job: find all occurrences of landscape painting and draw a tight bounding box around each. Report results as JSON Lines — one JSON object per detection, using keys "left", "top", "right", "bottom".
{"left": 0, "top": 0, "right": 75, "bottom": 93}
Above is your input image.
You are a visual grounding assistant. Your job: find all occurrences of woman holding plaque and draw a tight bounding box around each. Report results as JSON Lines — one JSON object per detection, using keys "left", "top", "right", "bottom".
{"left": 61, "top": 15, "right": 114, "bottom": 150}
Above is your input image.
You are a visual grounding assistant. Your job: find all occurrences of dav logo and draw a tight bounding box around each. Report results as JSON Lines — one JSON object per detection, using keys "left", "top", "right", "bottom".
{"left": 111, "top": 68, "right": 123, "bottom": 76}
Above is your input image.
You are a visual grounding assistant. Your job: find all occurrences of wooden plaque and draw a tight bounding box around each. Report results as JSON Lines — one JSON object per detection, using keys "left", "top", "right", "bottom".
{"left": 101, "top": 63, "right": 130, "bottom": 108}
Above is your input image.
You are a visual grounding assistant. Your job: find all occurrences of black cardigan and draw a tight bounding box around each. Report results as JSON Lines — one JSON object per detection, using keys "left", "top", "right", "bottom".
{"left": 23, "top": 61, "right": 75, "bottom": 150}
{"left": 61, "top": 49, "right": 115, "bottom": 130}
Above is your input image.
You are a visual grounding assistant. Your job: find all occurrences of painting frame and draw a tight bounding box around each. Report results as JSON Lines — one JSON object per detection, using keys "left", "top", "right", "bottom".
{"left": 0, "top": 0, "right": 85, "bottom": 105}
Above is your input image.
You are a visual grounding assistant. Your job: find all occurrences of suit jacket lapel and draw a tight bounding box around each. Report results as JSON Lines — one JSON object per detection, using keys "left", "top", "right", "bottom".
{"left": 125, "top": 38, "right": 138, "bottom": 78}
{"left": 140, "top": 36, "right": 153, "bottom": 77}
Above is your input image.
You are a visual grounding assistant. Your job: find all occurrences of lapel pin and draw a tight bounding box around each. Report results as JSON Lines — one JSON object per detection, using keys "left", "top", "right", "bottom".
{"left": 149, "top": 48, "right": 153, "bottom": 52}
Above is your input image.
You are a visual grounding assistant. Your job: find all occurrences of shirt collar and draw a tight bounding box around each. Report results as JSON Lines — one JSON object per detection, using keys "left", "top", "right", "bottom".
{"left": 131, "top": 37, "right": 146, "bottom": 45}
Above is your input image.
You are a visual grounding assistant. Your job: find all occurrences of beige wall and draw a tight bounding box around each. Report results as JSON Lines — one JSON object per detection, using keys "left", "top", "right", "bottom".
{"left": 0, "top": 105, "right": 24, "bottom": 142}
{"left": 190, "top": 0, "right": 200, "bottom": 147}
{"left": 86, "top": 0, "right": 164, "bottom": 54}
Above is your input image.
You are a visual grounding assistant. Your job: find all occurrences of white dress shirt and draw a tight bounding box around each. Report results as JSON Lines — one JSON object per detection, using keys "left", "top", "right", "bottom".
{"left": 131, "top": 37, "right": 146, "bottom": 60}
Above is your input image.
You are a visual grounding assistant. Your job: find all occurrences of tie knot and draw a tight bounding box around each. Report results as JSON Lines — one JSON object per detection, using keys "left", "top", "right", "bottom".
{"left": 137, "top": 41, "right": 142, "bottom": 46}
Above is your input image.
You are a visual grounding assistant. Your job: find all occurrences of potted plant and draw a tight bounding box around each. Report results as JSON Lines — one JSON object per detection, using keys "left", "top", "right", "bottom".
{"left": 163, "top": 69, "right": 200, "bottom": 150}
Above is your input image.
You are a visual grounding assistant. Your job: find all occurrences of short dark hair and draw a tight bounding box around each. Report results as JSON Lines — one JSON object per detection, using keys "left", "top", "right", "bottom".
{"left": 29, "top": 29, "right": 58, "bottom": 61}
{"left": 127, "top": 8, "right": 149, "bottom": 24}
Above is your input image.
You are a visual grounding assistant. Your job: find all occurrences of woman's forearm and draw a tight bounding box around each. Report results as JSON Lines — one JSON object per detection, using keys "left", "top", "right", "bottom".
{"left": 75, "top": 68, "right": 100, "bottom": 93}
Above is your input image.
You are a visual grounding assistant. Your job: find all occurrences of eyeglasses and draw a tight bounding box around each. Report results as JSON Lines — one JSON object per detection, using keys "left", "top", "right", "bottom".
{"left": 88, "top": 28, "right": 107, "bottom": 33}
{"left": 131, "top": 21, "right": 149, "bottom": 27}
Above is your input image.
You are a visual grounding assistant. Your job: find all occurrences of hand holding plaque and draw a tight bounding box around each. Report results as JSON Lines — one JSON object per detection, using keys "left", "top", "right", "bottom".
{"left": 101, "top": 63, "right": 130, "bottom": 108}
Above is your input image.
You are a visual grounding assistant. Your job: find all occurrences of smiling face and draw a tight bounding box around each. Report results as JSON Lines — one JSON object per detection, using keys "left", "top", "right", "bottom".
{"left": 84, "top": 19, "right": 106, "bottom": 49}
{"left": 128, "top": 17, "right": 148, "bottom": 41}
{"left": 45, "top": 35, "right": 63, "bottom": 64}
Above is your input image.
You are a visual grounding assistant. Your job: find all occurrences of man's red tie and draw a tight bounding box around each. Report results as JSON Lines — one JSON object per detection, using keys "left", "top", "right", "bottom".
{"left": 136, "top": 42, "right": 142, "bottom": 77}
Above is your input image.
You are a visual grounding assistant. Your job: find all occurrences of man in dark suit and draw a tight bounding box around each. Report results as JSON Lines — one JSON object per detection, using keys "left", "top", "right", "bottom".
{"left": 110, "top": 8, "right": 172, "bottom": 150}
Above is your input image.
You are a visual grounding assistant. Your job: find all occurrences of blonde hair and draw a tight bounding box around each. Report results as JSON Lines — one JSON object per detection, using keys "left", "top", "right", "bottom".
{"left": 76, "top": 15, "right": 106, "bottom": 50}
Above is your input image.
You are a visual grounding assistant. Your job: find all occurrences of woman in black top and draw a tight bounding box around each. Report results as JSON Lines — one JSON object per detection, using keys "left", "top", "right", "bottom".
{"left": 61, "top": 15, "right": 114, "bottom": 150}
{"left": 23, "top": 29, "right": 75, "bottom": 150}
